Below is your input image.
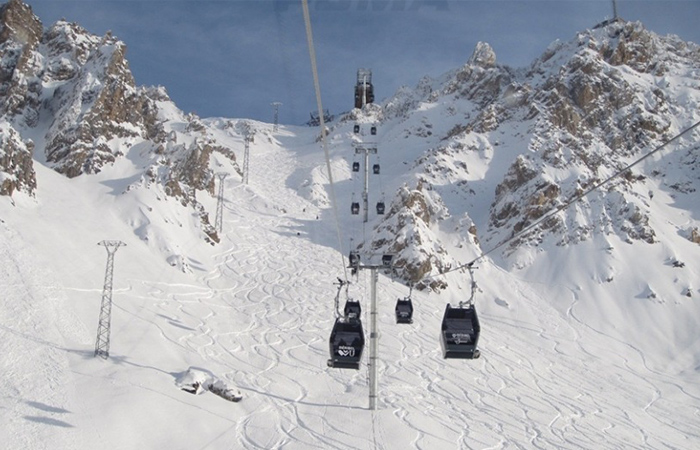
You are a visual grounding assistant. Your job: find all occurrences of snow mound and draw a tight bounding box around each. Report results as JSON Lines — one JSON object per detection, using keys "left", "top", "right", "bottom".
{"left": 174, "top": 367, "right": 242, "bottom": 402}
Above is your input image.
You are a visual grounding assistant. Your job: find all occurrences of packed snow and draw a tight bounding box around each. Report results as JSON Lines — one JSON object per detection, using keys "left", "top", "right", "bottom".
{"left": 1, "top": 114, "right": 699, "bottom": 449}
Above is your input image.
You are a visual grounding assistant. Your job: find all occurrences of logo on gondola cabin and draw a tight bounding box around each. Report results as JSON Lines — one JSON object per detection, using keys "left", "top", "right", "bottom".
{"left": 338, "top": 345, "right": 355, "bottom": 357}
{"left": 451, "top": 333, "right": 471, "bottom": 344}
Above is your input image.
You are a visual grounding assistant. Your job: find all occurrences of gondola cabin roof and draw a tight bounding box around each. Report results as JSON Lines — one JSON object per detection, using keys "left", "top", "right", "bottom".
{"left": 442, "top": 304, "right": 479, "bottom": 331}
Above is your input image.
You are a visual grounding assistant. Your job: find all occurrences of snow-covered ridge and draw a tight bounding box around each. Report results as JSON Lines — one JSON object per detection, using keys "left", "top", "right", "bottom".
{"left": 359, "top": 19, "right": 699, "bottom": 287}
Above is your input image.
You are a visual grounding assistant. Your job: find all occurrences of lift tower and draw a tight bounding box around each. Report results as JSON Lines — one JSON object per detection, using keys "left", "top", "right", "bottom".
{"left": 348, "top": 254, "right": 394, "bottom": 410}
{"left": 94, "top": 240, "right": 126, "bottom": 359}
{"left": 215, "top": 173, "right": 228, "bottom": 234}
{"left": 271, "top": 102, "right": 282, "bottom": 132}
{"left": 242, "top": 133, "right": 254, "bottom": 185}
{"left": 354, "top": 69, "right": 374, "bottom": 109}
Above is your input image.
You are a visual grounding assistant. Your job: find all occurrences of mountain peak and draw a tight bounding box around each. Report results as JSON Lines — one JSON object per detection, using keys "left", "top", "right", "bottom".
{"left": 467, "top": 41, "right": 496, "bottom": 68}
{"left": 0, "top": 0, "right": 41, "bottom": 47}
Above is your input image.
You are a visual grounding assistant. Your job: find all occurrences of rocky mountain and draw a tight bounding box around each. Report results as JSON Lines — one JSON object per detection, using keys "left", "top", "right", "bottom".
{"left": 349, "top": 18, "right": 700, "bottom": 288}
{"left": 1, "top": 0, "right": 699, "bottom": 287}
{"left": 0, "top": 0, "right": 242, "bottom": 248}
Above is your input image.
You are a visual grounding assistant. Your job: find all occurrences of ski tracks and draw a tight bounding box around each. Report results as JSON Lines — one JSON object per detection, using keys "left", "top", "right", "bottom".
{"left": 140, "top": 135, "right": 380, "bottom": 449}
{"left": 131, "top": 130, "right": 700, "bottom": 449}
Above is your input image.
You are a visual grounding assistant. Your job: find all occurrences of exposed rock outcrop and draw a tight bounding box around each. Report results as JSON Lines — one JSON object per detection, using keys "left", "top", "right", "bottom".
{"left": 0, "top": 0, "right": 240, "bottom": 261}
{"left": 369, "top": 19, "right": 699, "bottom": 286}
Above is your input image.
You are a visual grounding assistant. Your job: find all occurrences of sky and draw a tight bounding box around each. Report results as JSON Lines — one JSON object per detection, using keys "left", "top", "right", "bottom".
{"left": 25, "top": 1, "right": 700, "bottom": 125}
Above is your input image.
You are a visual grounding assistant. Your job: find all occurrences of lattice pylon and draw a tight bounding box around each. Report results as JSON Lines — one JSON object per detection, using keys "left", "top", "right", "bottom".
{"left": 215, "top": 173, "right": 228, "bottom": 234}
{"left": 271, "top": 102, "right": 282, "bottom": 132}
{"left": 94, "top": 240, "right": 126, "bottom": 359}
{"left": 242, "top": 134, "right": 253, "bottom": 185}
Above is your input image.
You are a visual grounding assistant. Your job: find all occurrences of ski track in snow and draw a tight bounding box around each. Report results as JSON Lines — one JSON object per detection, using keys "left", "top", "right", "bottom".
{"left": 4, "top": 125, "right": 698, "bottom": 449}
{"left": 118, "top": 129, "right": 700, "bottom": 449}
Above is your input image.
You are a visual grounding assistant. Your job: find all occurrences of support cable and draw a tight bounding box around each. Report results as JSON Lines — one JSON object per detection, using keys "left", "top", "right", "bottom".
{"left": 301, "top": 0, "right": 348, "bottom": 281}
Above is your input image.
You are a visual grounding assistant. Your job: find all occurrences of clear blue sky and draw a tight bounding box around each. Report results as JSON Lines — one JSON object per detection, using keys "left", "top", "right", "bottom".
{"left": 27, "top": 1, "right": 700, "bottom": 125}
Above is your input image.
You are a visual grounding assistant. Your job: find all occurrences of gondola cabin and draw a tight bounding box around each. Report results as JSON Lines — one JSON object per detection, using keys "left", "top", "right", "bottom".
{"left": 370, "top": 126, "right": 377, "bottom": 136}
{"left": 352, "top": 162, "right": 360, "bottom": 172}
{"left": 328, "top": 318, "right": 365, "bottom": 369}
{"left": 382, "top": 254, "right": 393, "bottom": 267}
{"left": 440, "top": 303, "right": 480, "bottom": 359}
{"left": 373, "top": 164, "right": 380, "bottom": 175}
{"left": 351, "top": 202, "right": 360, "bottom": 215}
{"left": 395, "top": 298, "right": 413, "bottom": 324}
{"left": 376, "top": 202, "right": 385, "bottom": 215}
{"left": 344, "top": 299, "right": 361, "bottom": 320}
{"left": 353, "top": 124, "right": 360, "bottom": 134}
{"left": 348, "top": 251, "right": 360, "bottom": 268}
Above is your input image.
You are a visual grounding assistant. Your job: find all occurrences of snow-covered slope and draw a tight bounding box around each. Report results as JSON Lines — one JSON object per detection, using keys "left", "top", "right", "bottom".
{"left": 1, "top": 2, "right": 699, "bottom": 449}
{"left": 2, "top": 116, "right": 700, "bottom": 448}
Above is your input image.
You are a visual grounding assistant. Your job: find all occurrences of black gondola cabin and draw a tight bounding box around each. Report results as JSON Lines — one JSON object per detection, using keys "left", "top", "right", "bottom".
{"left": 348, "top": 251, "right": 360, "bottom": 268}
{"left": 440, "top": 303, "right": 480, "bottom": 359}
{"left": 395, "top": 298, "right": 413, "bottom": 324}
{"left": 328, "top": 318, "right": 365, "bottom": 369}
{"left": 382, "top": 254, "right": 393, "bottom": 267}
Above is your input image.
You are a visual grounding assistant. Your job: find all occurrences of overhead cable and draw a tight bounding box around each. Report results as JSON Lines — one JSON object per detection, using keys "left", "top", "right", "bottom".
{"left": 301, "top": 0, "right": 349, "bottom": 281}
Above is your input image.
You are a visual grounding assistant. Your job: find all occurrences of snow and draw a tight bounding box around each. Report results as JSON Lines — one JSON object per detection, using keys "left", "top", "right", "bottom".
{"left": 1, "top": 113, "right": 699, "bottom": 449}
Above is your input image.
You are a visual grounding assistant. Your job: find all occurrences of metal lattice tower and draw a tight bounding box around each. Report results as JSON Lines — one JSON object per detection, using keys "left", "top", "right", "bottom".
{"left": 94, "top": 240, "right": 126, "bottom": 359}
{"left": 271, "top": 102, "right": 282, "bottom": 132}
{"left": 242, "top": 134, "right": 254, "bottom": 185}
{"left": 215, "top": 173, "right": 228, "bottom": 234}
{"left": 349, "top": 256, "right": 393, "bottom": 410}
{"left": 612, "top": 0, "right": 619, "bottom": 19}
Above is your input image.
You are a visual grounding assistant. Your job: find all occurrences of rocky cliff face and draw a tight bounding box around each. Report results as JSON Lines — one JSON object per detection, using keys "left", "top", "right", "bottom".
{"left": 485, "top": 20, "right": 698, "bottom": 253}
{"left": 0, "top": 0, "right": 42, "bottom": 195}
{"left": 364, "top": 19, "right": 700, "bottom": 288}
{"left": 361, "top": 180, "right": 451, "bottom": 290}
{"left": 0, "top": 0, "right": 241, "bottom": 249}
{"left": 0, "top": 0, "right": 43, "bottom": 122}
{"left": 0, "top": 120, "right": 35, "bottom": 195}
